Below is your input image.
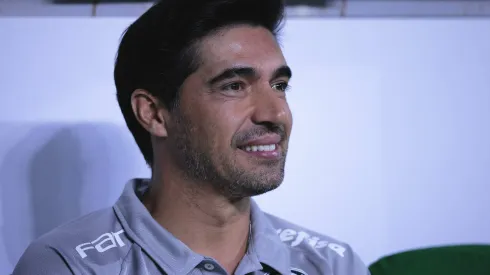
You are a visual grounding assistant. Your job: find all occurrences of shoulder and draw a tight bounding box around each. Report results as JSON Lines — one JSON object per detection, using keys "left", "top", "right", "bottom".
{"left": 12, "top": 240, "right": 73, "bottom": 275}
{"left": 13, "top": 207, "right": 132, "bottom": 275}
{"left": 265, "top": 213, "right": 370, "bottom": 275}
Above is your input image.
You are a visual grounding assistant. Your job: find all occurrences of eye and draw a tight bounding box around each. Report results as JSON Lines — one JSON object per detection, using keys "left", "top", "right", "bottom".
{"left": 272, "top": 82, "right": 291, "bottom": 92}
{"left": 222, "top": 82, "right": 245, "bottom": 91}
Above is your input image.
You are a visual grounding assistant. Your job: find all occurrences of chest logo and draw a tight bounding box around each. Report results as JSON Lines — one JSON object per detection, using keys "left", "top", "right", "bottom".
{"left": 75, "top": 229, "right": 126, "bottom": 259}
{"left": 291, "top": 267, "right": 308, "bottom": 275}
{"left": 276, "top": 228, "right": 346, "bottom": 257}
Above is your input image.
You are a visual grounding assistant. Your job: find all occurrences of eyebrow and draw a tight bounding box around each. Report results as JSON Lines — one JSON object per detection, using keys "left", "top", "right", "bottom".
{"left": 207, "top": 66, "right": 257, "bottom": 86}
{"left": 271, "top": 65, "right": 292, "bottom": 81}
{"left": 206, "top": 65, "right": 292, "bottom": 86}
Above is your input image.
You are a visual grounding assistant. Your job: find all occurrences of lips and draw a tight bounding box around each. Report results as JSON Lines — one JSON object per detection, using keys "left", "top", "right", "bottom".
{"left": 242, "top": 143, "right": 277, "bottom": 152}
{"left": 236, "top": 134, "right": 282, "bottom": 148}
{"left": 237, "top": 134, "right": 282, "bottom": 160}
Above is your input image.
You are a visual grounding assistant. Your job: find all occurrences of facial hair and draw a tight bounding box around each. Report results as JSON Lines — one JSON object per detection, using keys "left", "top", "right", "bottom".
{"left": 168, "top": 106, "right": 287, "bottom": 199}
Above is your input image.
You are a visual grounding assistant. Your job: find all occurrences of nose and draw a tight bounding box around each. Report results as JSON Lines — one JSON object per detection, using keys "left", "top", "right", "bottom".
{"left": 250, "top": 87, "right": 289, "bottom": 126}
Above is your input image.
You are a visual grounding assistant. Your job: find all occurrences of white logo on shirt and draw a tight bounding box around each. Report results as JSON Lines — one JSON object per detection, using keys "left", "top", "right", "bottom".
{"left": 75, "top": 229, "right": 126, "bottom": 259}
{"left": 276, "top": 228, "right": 346, "bottom": 257}
{"left": 291, "top": 267, "right": 308, "bottom": 275}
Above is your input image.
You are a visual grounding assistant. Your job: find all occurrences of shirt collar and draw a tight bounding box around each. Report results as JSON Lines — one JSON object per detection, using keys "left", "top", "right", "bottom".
{"left": 114, "top": 179, "right": 203, "bottom": 274}
{"left": 114, "top": 179, "right": 291, "bottom": 275}
{"left": 250, "top": 200, "right": 291, "bottom": 275}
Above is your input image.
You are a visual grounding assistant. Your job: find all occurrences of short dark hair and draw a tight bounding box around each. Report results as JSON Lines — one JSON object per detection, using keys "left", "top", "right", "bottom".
{"left": 114, "top": 0, "right": 285, "bottom": 166}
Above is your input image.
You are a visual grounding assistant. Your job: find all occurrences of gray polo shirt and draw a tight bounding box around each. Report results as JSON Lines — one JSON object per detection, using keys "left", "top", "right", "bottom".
{"left": 13, "top": 179, "right": 370, "bottom": 275}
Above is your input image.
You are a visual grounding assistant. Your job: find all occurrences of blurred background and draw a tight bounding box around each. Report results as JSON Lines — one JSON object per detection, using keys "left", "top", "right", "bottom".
{"left": 1, "top": 0, "right": 490, "bottom": 274}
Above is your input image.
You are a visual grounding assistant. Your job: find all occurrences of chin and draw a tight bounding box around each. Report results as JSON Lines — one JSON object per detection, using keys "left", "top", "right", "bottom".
{"left": 242, "top": 174, "right": 285, "bottom": 197}
{"left": 219, "top": 159, "right": 286, "bottom": 198}
{"left": 218, "top": 170, "right": 284, "bottom": 199}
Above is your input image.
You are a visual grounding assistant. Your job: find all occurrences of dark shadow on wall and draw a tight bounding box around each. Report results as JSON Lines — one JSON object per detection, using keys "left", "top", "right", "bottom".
{"left": 29, "top": 126, "right": 85, "bottom": 238}
{"left": 0, "top": 122, "right": 147, "bottom": 271}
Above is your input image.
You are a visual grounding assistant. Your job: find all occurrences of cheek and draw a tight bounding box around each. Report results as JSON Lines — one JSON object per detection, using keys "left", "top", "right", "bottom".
{"left": 212, "top": 109, "right": 241, "bottom": 146}
{"left": 182, "top": 88, "right": 245, "bottom": 150}
{"left": 191, "top": 106, "right": 238, "bottom": 150}
{"left": 213, "top": 107, "right": 248, "bottom": 153}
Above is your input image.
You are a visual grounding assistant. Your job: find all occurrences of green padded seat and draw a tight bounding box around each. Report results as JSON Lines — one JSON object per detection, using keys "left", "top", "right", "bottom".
{"left": 369, "top": 245, "right": 490, "bottom": 275}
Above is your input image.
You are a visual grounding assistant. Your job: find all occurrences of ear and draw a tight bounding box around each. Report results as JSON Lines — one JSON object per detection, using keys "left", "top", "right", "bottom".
{"left": 131, "top": 89, "right": 168, "bottom": 138}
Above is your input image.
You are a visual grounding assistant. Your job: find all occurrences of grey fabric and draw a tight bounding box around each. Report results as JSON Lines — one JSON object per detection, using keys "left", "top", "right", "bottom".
{"left": 13, "top": 179, "right": 370, "bottom": 275}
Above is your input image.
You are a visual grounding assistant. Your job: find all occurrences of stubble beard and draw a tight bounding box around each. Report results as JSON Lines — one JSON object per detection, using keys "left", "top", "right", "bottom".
{"left": 169, "top": 108, "right": 286, "bottom": 200}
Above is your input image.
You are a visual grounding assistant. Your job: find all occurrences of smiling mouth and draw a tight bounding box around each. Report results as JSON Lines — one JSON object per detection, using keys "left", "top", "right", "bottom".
{"left": 237, "top": 143, "right": 281, "bottom": 160}
{"left": 242, "top": 144, "right": 277, "bottom": 152}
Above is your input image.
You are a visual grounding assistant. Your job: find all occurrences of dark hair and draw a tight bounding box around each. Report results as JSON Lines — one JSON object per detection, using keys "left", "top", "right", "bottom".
{"left": 114, "top": 0, "right": 285, "bottom": 166}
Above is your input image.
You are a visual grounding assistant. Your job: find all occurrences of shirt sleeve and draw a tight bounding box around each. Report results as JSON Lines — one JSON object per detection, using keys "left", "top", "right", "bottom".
{"left": 12, "top": 241, "right": 74, "bottom": 275}
{"left": 351, "top": 251, "right": 371, "bottom": 275}
{"left": 337, "top": 246, "right": 371, "bottom": 275}
{"left": 330, "top": 244, "right": 371, "bottom": 275}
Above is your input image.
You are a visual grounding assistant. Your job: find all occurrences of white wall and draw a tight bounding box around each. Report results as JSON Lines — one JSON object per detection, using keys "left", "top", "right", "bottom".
{"left": 2, "top": 1, "right": 490, "bottom": 17}
{"left": 1, "top": 18, "right": 489, "bottom": 273}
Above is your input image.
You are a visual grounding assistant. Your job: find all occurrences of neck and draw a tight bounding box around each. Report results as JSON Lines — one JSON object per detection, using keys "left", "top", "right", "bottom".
{"left": 143, "top": 165, "right": 251, "bottom": 274}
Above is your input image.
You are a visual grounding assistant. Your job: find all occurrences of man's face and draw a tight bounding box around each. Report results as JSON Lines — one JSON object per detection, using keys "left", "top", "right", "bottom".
{"left": 166, "top": 25, "right": 293, "bottom": 198}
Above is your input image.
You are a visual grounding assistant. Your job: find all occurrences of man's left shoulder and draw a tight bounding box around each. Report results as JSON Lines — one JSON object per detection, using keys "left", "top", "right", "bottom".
{"left": 264, "top": 213, "right": 370, "bottom": 275}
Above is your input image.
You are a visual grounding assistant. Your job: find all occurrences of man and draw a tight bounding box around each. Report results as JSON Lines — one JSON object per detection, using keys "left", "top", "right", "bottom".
{"left": 13, "top": 0, "right": 370, "bottom": 274}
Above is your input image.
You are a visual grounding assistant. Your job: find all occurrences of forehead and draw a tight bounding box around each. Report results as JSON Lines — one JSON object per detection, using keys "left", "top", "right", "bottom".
{"left": 198, "top": 25, "right": 286, "bottom": 75}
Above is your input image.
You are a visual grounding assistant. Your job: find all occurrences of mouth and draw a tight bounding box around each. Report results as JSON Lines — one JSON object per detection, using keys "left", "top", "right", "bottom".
{"left": 237, "top": 143, "right": 281, "bottom": 160}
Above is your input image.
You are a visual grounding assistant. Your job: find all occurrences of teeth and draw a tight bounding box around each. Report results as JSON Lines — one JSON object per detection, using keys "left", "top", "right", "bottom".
{"left": 244, "top": 144, "right": 276, "bottom": 152}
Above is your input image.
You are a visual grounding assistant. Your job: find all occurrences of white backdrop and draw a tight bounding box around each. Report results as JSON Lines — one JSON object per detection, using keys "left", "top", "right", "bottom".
{"left": 1, "top": 18, "right": 489, "bottom": 273}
